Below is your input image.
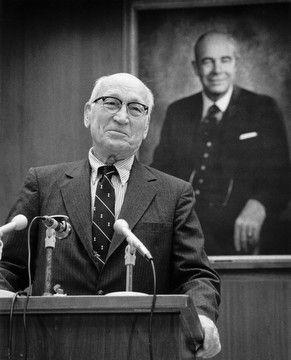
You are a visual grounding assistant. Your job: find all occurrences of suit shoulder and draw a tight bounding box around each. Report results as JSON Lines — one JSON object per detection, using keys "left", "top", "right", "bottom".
{"left": 144, "top": 164, "right": 192, "bottom": 190}
{"left": 237, "top": 87, "right": 278, "bottom": 106}
{"left": 167, "top": 93, "right": 201, "bottom": 110}
{"left": 30, "top": 159, "right": 87, "bottom": 177}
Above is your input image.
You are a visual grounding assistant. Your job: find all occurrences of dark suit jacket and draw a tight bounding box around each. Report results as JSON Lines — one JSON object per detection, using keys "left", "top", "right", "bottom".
{"left": 153, "top": 87, "right": 290, "bottom": 254}
{"left": 0, "top": 158, "right": 220, "bottom": 321}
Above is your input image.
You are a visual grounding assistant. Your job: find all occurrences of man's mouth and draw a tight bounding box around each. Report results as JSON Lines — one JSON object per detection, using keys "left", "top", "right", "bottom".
{"left": 107, "top": 129, "right": 128, "bottom": 136}
{"left": 209, "top": 78, "right": 227, "bottom": 84}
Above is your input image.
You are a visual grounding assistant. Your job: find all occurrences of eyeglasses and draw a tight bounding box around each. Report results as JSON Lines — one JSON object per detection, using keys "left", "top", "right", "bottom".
{"left": 93, "top": 96, "right": 149, "bottom": 118}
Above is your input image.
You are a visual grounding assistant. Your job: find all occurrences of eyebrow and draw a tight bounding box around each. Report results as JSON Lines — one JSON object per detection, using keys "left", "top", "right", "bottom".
{"left": 102, "top": 92, "right": 146, "bottom": 104}
{"left": 201, "top": 55, "right": 233, "bottom": 61}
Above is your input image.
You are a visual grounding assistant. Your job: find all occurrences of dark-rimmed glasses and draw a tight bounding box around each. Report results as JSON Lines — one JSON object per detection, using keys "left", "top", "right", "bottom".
{"left": 93, "top": 96, "right": 149, "bottom": 118}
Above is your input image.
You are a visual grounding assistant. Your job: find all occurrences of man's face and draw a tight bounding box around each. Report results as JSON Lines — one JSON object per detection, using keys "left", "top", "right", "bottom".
{"left": 84, "top": 75, "right": 150, "bottom": 163}
{"left": 193, "top": 34, "right": 237, "bottom": 100}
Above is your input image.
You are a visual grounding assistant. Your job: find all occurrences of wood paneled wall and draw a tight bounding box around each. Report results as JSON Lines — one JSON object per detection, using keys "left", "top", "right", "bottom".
{"left": 215, "top": 268, "right": 290, "bottom": 360}
{"left": 0, "top": 0, "right": 124, "bottom": 222}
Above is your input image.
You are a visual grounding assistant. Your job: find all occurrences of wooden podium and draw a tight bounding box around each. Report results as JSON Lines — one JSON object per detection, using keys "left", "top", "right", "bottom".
{"left": 0, "top": 295, "right": 203, "bottom": 360}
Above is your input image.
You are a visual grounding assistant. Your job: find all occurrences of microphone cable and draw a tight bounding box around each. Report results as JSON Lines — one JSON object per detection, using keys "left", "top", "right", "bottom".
{"left": 8, "top": 291, "right": 18, "bottom": 360}
{"left": 7, "top": 216, "right": 42, "bottom": 360}
{"left": 148, "top": 258, "right": 157, "bottom": 360}
{"left": 8, "top": 290, "right": 30, "bottom": 360}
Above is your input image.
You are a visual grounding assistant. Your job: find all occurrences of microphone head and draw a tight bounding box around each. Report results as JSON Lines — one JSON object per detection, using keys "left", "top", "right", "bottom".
{"left": 114, "top": 219, "right": 129, "bottom": 234}
{"left": 12, "top": 214, "right": 28, "bottom": 230}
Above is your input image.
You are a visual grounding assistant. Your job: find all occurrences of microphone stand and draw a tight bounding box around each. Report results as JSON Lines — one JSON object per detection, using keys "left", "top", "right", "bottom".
{"left": 106, "top": 243, "right": 148, "bottom": 296}
{"left": 42, "top": 228, "right": 56, "bottom": 296}
{"left": 41, "top": 216, "right": 71, "bottom": 296}
{"left": 125, "top": 244, "right": 136, "bottom": 292}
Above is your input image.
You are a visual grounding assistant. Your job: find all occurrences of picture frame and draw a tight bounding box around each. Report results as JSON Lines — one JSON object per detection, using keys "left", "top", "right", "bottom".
{"left": 123, "top": 0, "right": 291, "bottom": 265}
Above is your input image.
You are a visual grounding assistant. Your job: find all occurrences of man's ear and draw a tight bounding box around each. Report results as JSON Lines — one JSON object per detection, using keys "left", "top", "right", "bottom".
{"left": 191, "top": 60, "right": 199, "bottom": 76}
{"left": 84, "top": 103, "right": 91, "bottom": 128}
{"left": 142, "top": 117, "right": 150, "bottom": 140}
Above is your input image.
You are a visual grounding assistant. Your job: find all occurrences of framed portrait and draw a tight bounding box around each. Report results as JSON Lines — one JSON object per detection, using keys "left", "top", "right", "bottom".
{"left": 123, "top": 0, "right": 291, "bottom": 264}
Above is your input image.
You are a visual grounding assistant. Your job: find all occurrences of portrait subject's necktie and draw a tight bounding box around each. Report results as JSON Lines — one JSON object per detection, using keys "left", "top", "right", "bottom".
{"left": 190, "top": 104, "right": 222, "bottom": 194}
{"left": 204, "top": 104, "right": 222, "bottom": 125}
{"left": 92, "top": 165, "right": 117, "bottom": 264}
{"left": 199, "top": 104, "right": 222, "bottom": 140}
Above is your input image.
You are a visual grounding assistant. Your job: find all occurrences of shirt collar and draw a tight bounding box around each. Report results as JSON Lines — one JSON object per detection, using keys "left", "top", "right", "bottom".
{"left": 202, "top": 85, "right": 233, "bottom": 118}
{"left": 88, "top": 147, "right": 134, "bottom": 185}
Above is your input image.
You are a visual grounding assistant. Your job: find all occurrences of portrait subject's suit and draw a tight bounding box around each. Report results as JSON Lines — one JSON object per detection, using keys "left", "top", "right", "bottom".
{"left": 0, "top": 158, "right": 220, "bottom": 321}
{"left": 153, "top": 86, "right": 290, "bottom": 254}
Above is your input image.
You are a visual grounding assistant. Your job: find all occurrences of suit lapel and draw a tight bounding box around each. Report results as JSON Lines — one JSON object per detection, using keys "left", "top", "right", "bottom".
{"left": 107, "top": 158, "right": 157, "bottom": 260}
{"left": 60, "top": 160, "right": 96, "bottom": 264}
{"left": 190, "top": 92, "right": 203, "bottom": 144}
{"left": 190, "top": 92, "right": 203, "bottom": 129}
{"left": 220, "top": 86, "right": 247, "bottom": 174}
{"left": 221, "top": 86, "right": 244, "bottom": 129}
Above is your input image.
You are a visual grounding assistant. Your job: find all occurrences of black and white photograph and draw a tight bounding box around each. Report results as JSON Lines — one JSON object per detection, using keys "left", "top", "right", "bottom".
{"left": 0, "top": 1, "right": 290, "bottom": 360}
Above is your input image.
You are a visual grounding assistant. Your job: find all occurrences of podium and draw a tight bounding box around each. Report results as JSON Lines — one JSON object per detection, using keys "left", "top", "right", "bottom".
{"left": 0, "top": 295, "right": 203, "bottom": 360}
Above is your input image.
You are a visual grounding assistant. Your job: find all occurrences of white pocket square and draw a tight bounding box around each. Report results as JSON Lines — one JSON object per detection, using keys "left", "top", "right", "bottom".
{"left": 239, "top": 132, "right": 258, "bottom": 140}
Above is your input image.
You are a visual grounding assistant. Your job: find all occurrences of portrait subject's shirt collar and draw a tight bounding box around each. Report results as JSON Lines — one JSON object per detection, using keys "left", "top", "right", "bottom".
{"left": 202, "top": 85, "right": 233, "bottom": 118}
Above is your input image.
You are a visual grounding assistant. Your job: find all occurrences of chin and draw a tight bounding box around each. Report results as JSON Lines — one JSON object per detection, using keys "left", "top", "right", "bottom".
{"left": 106, "top": 142, "right": 131, "bottom": 157}
{"left": 208, "top": 86, "right": 229, "bottom": 98}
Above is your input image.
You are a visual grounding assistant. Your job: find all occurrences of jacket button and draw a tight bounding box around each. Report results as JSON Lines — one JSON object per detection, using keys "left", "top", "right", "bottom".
{"left": 97, "top": 290, "right": 104, "bottom": 295}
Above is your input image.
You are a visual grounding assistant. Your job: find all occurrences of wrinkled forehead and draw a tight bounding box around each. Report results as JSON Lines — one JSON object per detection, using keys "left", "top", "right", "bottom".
{"left": 197, "top": 34, "right": 236, "bottom": 59}
{"left": 97, "top": 76, "right": 149, "bottom": 104}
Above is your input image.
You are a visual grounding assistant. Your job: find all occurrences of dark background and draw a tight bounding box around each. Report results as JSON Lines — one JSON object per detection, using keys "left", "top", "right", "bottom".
{"left": 0, "top": 0, "right": 124, "bottom": 222}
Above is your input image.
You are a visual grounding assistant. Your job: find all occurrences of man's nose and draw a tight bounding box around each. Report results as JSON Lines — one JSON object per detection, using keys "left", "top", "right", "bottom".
{"left": 212, "top": 60, "right": 222, "bottom": 73}
{"left": 113, "top": 104, "right": 129, "bottom": 123}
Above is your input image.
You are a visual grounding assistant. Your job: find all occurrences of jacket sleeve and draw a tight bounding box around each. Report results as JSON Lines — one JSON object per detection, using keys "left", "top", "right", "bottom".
{"left": 0, "top": 168, "right": 40, "bottom": 291}
{"left": 171, "top": 181, "right": 221, "bottom": 322}
{"left": 251, "top": 97, "right": 290, "bottom": 213}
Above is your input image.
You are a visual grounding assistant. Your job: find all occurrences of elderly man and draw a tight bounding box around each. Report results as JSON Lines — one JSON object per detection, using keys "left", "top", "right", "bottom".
{"left": 0, "top": 73, "right": 220, "bottom": 358}
{"left": 153, "top": 31, "right": 290, "bottom": 255}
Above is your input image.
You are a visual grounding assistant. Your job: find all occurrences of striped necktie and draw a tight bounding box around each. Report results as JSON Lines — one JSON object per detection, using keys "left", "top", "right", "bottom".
{"left": 205, "top": 104, "right": 221, "bottom": 124}
{"left": 92, "top": 165, "right": 117, "bottom": 264}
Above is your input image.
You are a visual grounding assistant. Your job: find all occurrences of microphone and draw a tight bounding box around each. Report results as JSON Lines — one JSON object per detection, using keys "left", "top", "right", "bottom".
{"left": 114, "top": 219, "right": 153, "bottom": 260}
{"left": 0, "top": 214, "right": 28, "bottom": 237}
{"left": 41, "top": 215, "right": 71, "bottom": 239}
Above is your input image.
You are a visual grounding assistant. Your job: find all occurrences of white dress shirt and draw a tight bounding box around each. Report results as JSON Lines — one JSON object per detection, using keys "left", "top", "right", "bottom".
{"left": 202, "top": 85, "right": 233, "bottom": 120}
{"left": 88, "top": 148, "right": 134, "bottom": 218}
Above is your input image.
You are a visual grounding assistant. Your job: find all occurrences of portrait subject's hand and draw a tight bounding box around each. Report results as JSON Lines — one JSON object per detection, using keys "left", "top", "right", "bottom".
{"left": 196, "top": 315, "right": 221, "bottom": 358}
{"left": 234, "top": 199, "right": 266, "bottom": 252}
